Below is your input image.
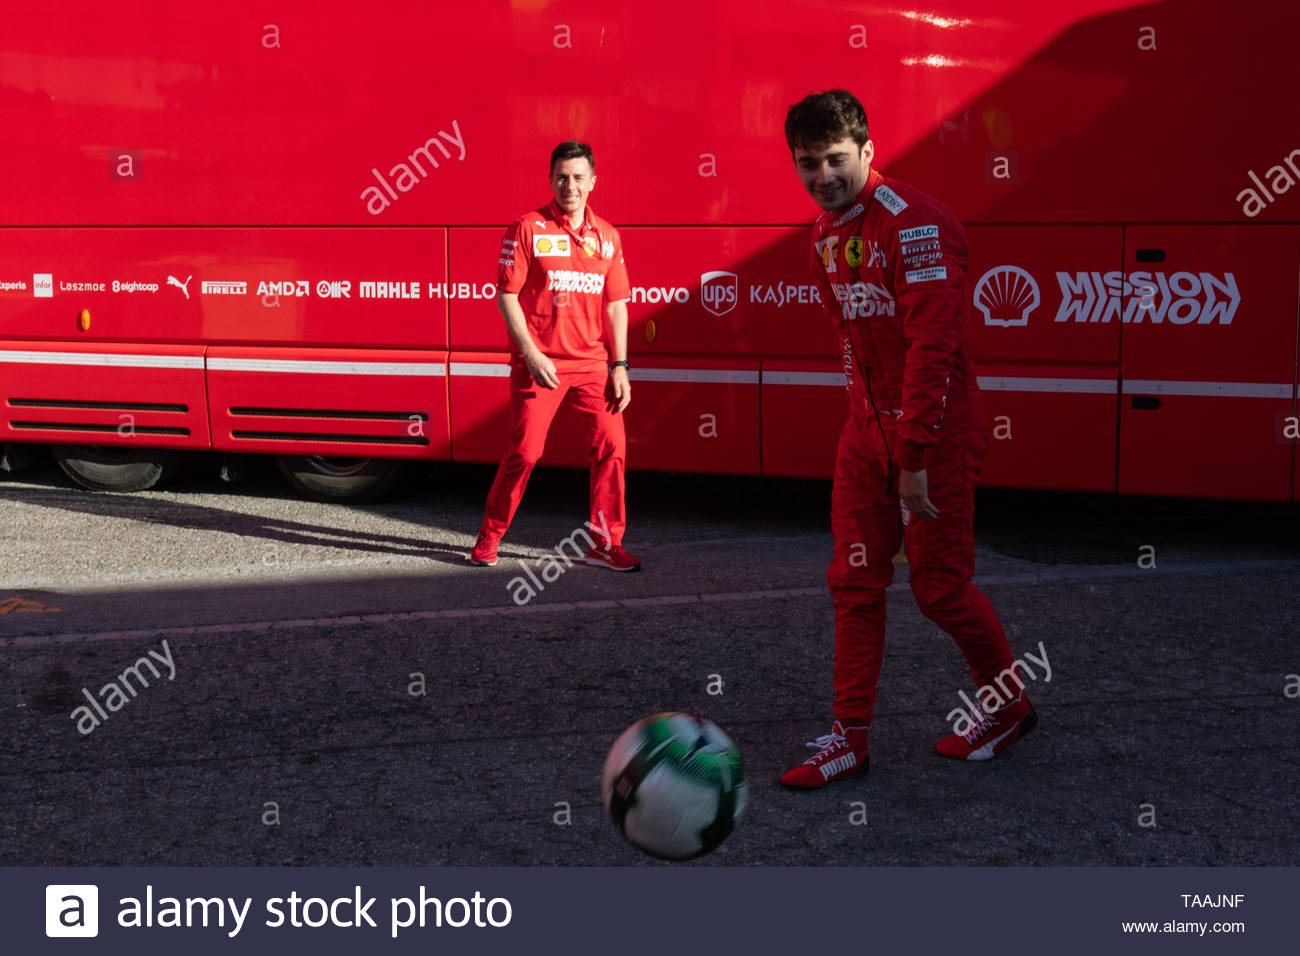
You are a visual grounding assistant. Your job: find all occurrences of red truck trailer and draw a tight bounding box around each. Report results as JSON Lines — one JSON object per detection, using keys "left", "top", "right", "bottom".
{"left": 1, "top": 1, "right": 1296, "bottom": 500}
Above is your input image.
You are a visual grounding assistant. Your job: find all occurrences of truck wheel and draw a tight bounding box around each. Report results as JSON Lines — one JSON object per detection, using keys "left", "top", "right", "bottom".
{"left": 51, "top": 445, "right": 182, "bottom": 492}
{"left": 274, "top": 455, "right": 403, "bottom": 502}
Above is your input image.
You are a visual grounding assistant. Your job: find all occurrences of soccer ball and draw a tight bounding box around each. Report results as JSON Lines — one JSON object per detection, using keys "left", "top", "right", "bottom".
{"left": 602, "top": 712, "right": 747, "bottom": 861}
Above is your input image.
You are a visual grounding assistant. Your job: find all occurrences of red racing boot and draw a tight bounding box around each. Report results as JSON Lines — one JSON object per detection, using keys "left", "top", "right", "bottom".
{"left": 780, "top": 721, "right": 869, "bottom": 788}
{"left": 585, "top": 543, "right": 641, "bottom": 572}
{"left": 935, "top": 692, "right": 1038, "bottom": 760}
{"left": 468, "top": 530, "right": 500, "bottom": 566}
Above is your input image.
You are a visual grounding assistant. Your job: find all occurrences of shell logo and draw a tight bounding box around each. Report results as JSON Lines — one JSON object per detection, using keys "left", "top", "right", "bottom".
{"left": 536, "top": 237, "right": 553, "bottom": 253}
{"left": 974, "top": 265, "right": 1040, "bottom": 327}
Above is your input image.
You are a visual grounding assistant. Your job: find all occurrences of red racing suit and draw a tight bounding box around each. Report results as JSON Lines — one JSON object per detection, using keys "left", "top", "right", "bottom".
{"left": 479, "top": 199, "right": 631, "bottom": 546}
{"left": 808, "top": 168, "right": 1015, "bottom": 726}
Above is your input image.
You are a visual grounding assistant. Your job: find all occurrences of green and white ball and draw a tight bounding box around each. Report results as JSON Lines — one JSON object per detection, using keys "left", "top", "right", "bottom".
{"left": 602, "top": 712, "right": 747, "bottom": 860}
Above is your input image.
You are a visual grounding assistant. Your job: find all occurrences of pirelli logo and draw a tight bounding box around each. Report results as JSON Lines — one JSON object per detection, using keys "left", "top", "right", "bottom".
{"left": 201, "top": 281, "right": 247, "bottom": 295}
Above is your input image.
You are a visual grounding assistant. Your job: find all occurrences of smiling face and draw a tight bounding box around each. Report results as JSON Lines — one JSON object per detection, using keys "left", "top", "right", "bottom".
{"left": 792, "top": 136, "right": 874, "bottom": 213}
{"left": 550, "top": 157, "right": 596, "bottom": 220}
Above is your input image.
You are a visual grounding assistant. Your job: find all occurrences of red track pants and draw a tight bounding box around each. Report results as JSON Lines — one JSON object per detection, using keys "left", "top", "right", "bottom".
{"left": 479, "top": 362, "right": 626, "bottom": 546}
{"left": 827, "top": 413, "right": 1015, "bottom": 725}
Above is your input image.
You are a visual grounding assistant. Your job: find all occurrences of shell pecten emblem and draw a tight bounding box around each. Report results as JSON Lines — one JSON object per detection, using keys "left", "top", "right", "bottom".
{"left": 973, "top": 265, "right": 1040, "bottom": 327}
{"left": 536, "top": 237, "right": 553, "bottom": 254}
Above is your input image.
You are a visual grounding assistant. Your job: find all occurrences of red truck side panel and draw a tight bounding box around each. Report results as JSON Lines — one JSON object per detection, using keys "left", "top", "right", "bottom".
{"left": 0, "top": 341, "right": 209, "bottom": 447}
{"left": 1117, "top": 227, "right": 1299, "bottom": 499}
{"left": 207, "top": 347, "right": 450, "bottom": 460}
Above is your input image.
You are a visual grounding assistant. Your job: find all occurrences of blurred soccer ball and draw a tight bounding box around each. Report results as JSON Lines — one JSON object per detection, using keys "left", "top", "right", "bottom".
{"left": 602, "top": 712, "right": 747, "bottom": 861}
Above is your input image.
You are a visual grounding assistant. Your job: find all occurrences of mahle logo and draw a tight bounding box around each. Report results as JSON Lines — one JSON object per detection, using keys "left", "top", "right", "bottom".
{"left": 700, "top": 270, "right": 738, "bottom": 316}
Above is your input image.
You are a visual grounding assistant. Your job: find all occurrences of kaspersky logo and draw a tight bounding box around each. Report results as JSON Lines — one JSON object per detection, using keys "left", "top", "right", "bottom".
{"left": 1055, "top": 271, "right": 1240, "bottom": 324}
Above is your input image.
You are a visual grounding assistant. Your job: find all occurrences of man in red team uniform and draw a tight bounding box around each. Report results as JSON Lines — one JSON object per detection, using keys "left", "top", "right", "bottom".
{"left": 780, "top": 90, "right": 1037, "bottom": 787}
{"left": 469, "top": 140, "right": 641, "bottom": 572}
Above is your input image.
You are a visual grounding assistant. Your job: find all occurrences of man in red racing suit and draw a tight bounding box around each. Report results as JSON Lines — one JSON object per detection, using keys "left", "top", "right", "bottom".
{"left": 780, "top": 90, "right": 1038, "bottom": 788}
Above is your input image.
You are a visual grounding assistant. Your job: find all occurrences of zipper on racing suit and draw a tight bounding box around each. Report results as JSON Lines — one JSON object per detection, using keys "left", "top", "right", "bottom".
{"left": 861, "top": 366, "right": 898, "bottom": 498}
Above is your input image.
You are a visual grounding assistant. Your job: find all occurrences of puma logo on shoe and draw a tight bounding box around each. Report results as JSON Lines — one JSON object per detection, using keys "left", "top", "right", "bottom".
{"left": 968, "top": 726, "right": 1018, "bottom": 761}
{"left": 819, "top": 753, "right": 858, "bottom": 778}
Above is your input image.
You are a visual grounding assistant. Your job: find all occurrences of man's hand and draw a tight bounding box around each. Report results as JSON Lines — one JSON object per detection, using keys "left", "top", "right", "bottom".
{"left": 524, "top": 349, "right": 560, "bottom": 389}
{"left": 899, "top": 467, "right": 940, "bottom": 521}
{"left": 609, "top": 365, "right": 631, "bottom": 413}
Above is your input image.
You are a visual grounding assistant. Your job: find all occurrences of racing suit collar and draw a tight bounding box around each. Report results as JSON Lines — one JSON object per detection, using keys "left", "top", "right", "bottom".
{"left": 547, "top": 197, "right": 593, "bottom": 235}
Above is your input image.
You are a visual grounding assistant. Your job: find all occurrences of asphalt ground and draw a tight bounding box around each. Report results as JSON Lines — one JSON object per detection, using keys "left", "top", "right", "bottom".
{"left": 1, "top": 449, "right": 1298, "bottom": 867}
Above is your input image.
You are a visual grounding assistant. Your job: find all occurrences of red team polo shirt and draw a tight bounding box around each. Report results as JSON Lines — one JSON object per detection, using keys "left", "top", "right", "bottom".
{"left": 497, "top": 199, "right": 631, "bottom": 370}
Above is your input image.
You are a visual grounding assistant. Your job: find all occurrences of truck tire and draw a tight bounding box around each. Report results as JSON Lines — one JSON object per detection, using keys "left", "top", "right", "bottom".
{"left": 274, "top": 455, "right": 403, "bottom": 502}
{"left": 51, "top": 445, "right": 182, "bottom": 492}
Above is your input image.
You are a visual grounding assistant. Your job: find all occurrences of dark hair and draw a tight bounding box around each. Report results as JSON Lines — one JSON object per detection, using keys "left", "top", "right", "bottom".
{"left": 784, "top": 90, "right": 869, "bottom": 154}
{"left": 550, "top": 140, "right": 595, "bottom": 174}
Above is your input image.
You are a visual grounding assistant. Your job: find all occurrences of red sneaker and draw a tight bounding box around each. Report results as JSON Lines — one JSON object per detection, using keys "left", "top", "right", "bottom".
{"left": 935, "top": 692, "right": 1038, "bottom": 760}
{"left": 585, "top": 543, "right": 641, "bottom": 572}
{"left": 468, "top": 530, "right": 499, "bottom": 566}
{"left": 780, "top": 721, "right": 869, "bottom": 788}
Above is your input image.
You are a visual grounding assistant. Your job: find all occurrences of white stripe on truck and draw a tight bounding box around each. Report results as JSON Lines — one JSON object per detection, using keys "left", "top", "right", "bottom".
{"left": 207, "top": 357, "right": 445, "bottom": 376}
{"left": 0, "top": 349, "right": 203, "bottom": 370}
